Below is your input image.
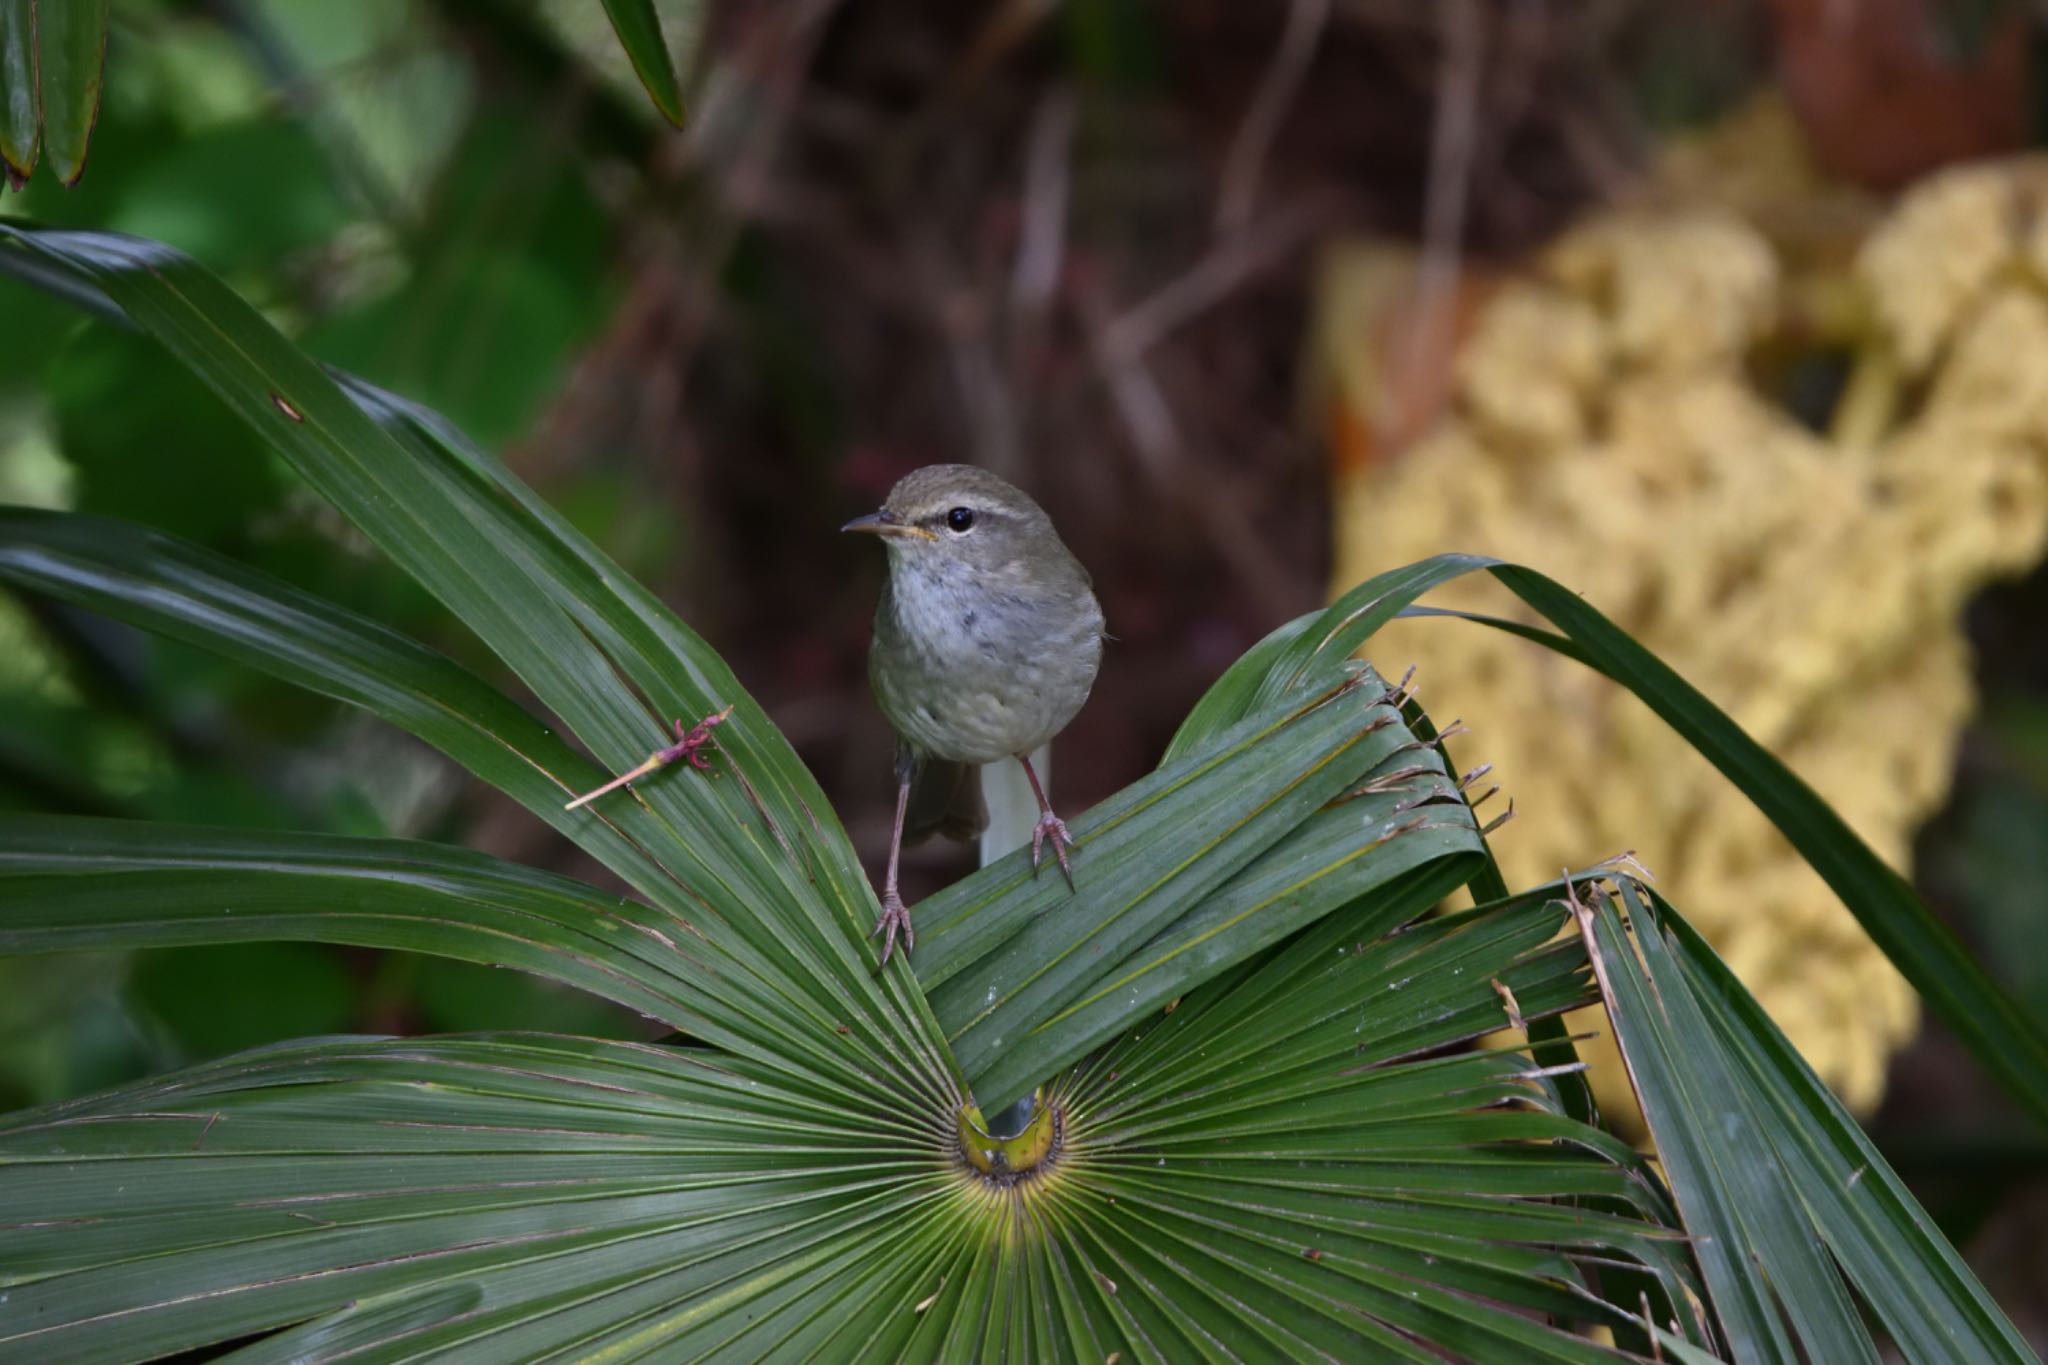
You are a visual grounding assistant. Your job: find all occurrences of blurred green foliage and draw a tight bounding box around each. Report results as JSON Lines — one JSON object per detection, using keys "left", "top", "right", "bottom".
{"left": 0, "top": 0, "right": 664, "bottom": 1108}
{"left": 1925, "top": 693, "right": 2048, "bottom": 1025}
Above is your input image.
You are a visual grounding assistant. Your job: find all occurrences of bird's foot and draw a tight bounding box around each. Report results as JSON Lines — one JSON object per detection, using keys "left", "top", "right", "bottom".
{"left": 1030, "top": 810, "right": 1076, "bottom": 889}
{"left": 872, "top": 890, "right": 915, "bottom": 967}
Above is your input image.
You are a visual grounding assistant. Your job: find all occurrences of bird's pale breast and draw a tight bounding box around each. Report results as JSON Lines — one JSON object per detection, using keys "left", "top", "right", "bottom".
{"left": 871, "top": 557, "right": 1102, "bottom": 766}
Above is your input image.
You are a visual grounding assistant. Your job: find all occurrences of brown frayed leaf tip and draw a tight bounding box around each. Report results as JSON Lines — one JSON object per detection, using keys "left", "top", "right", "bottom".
{"left": 1480, "top": 797, "right": 1515, "bottom": 837}
{"left": 1491, "top": 977, "right": 1526, "bottom": 1031}
{"left": 1386, "top": 663, "right": 1419, "bottom": 708}
{"left": 1599, "top": 849, "right": 1656, "bottom": 882}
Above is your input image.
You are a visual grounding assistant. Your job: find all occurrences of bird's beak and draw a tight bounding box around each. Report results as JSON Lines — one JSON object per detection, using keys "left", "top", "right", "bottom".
{"left": 841, "top": 511, "right": 935, "bottom": 541}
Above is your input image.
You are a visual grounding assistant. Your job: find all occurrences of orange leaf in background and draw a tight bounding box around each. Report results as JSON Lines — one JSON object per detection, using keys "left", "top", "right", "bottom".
{"left": 1310, "top": 244, "right": 1500, "bottom": 477}
{"left": 1771, "top": 0, "right": 2030, "bottom": 191}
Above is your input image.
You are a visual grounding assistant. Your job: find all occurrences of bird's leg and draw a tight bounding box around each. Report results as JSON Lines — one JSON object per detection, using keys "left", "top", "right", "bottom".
{"left": 1017, "top": 753, "right": 1075, "bottom": 889}
{"left": 873, "top": 765, "right": 916, "bottom": 966}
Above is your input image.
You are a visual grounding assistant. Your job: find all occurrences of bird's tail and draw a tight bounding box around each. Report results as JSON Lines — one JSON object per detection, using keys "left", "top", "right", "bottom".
{"left": 903, "top": 756, "right": 989, "bottom": 845}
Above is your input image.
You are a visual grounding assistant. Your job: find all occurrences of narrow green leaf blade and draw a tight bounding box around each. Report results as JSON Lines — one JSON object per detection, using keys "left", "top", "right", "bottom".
{"left": 1619, "top": 890, "right": 1879, "bottom": 1363}
{"left": 1654, "top": 891, "right": 2035, "bottom": 1364}
{"left": 0, "top": 815, "right": 703, "bottom": 1030}
{"left": 33, "top": 0, "right": 105, "bottom": 185}
{"left": 0, "top": 507, "right": 750, "bottom": 965}
{"left": 335, "top": 377, "right": 938, "bottom": 1059}
{"left": 0, "top": 225, "right": 869, "bottom": 933}
{"left": 0, "top": 0, "right": 37, "bottom": 183}
{"left": 0, "top": 507, "right": 607, "bottom": 823}
{"left": 1572, "top": 892, "right": 1802, "bottom": 1358}
{"left": 598, "top": 0, "right": 685, "bottom": 126}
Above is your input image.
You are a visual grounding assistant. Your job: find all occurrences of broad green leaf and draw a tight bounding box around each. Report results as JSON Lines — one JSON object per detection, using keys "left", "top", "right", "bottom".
{"left": 0, "top": 0, "right": 35, "bottom": 183}
{"left": 0, "top": 1035, "right": 955, "bottom": 1363}
{"left": 105, "top": 121, "right": 352, "bottom": 271}
{"left": 31, "top": 0, "right": 106, "bottom": 185}
{"left": 0, "top": 887, "right": 1696, "bottom": 1361}
{"left": 973, "top": 814, "right": 1476, "bottom": 1117}
{"left": 309, "top": 103, "right": 615, "bottom": 446}
{"left": 1037, "top": 887, "right": 1703, "bottom": 1360}
{"left": 921, "top": 673, "right": 1383, "bottom": 983}
{"left": 1165, "top": 549, "right": 2048, "bottom": 1127}
{"left": 599, "top": 0, "right": 685, "bottom": 126}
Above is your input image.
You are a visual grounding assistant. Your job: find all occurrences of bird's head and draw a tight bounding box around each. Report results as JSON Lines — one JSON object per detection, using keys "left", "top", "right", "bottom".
{"left": 841, "top": 464, "right": 1065, "bottom": 581}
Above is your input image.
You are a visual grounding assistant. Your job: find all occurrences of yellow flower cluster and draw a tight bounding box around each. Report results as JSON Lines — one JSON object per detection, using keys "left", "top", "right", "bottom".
{"left": 1321, "top": 148, "right": 2048, "bottom": 1118}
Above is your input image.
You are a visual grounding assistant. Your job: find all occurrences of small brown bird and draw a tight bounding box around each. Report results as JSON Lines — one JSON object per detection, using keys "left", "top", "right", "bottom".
{"left": 844, "top": 465, "right": 1104, "bottom": 964}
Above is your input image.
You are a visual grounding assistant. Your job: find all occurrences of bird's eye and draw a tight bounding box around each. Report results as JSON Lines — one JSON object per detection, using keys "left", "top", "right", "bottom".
{"left": 945, "top": 507, "right": 976, "bottom": 533}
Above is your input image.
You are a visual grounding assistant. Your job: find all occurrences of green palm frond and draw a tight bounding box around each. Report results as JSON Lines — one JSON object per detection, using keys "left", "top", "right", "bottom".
{"left": 0, "top": 882, "right": 1692, "bottom": 1360}
{"left": 1580, "top": 880, "right": 2034, "bottom": 1364}
{"left": 0, "top": 222, "right": 2034, "bottom": 1362}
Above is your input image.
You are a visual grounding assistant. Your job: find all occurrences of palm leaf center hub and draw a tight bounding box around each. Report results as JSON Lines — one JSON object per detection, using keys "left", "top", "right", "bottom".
{"left": 956, "top": 1091, "right": 1063, "bottom": 1183}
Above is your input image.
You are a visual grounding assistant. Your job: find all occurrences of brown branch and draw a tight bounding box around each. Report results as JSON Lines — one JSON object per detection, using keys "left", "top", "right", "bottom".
{"left": 1386, "top": 0, "right": 1486, "bottom": 446}
{"left": 1100, "top": 194, "right": 1343, "bottom": 365}
{"left": 1011, "top": 87, "right": 1077, "bottom": 317}
{"left": 1215, "top": 0, "right": 1332, "bottom": 236}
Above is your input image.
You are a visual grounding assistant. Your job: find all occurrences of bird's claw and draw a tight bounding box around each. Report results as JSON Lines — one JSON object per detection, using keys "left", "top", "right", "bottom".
{"left": 1030, "top": 811, "right": 1076, "bottom": 890}
{"left": 873, "top": 891, "right": 915, "bottom": 968}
